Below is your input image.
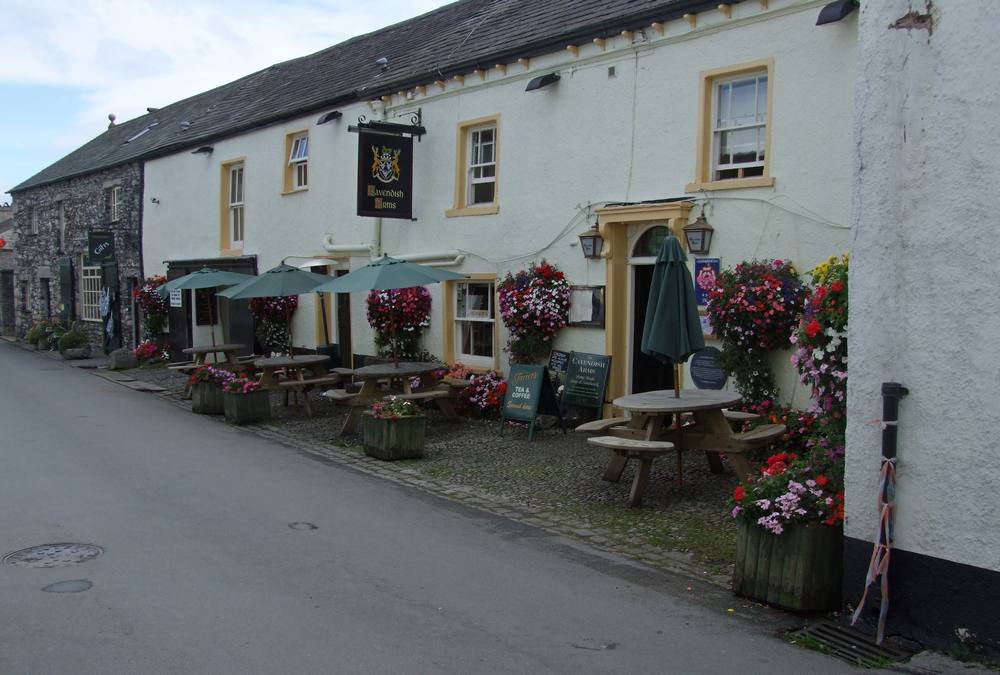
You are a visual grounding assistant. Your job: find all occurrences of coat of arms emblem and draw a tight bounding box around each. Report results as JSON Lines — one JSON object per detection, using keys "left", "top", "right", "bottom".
{"left": 371, "top": 146, "right": 402, "bottom": 184}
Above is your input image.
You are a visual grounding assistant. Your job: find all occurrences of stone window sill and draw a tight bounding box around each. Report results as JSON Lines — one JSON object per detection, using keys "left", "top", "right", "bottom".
{"left": 445, "top": 204, "right": 499, "bottom": 218}
{"left": 685, "top": 176, "right": 775, "bottom": 192}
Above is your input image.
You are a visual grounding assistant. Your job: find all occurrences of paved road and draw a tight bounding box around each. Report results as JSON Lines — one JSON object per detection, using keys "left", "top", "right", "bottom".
{"left": 0, "top": 342, "right": 854, "bottom": 674}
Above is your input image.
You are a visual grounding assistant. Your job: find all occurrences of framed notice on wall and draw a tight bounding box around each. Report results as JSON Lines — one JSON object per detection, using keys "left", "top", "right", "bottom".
{"left": 567, "top": 286, "right": 605, "bottom": 328}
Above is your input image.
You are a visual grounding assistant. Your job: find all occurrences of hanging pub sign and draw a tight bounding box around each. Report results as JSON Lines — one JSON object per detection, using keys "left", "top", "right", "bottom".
{"left": 88, "top": 231, "right": 115, "bottom": 262}
{"left": 357, "top": 130, "right": 413, "bottom": 219}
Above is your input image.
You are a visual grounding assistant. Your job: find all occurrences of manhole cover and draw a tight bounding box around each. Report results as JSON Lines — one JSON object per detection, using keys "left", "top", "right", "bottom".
{"left": 289, "top": 522, "right": 318, "bottom": 531}
{"left": 42, "top": 579, "right": 92, "bottom": 593}
{"left": 2, "top": 544, "right": 103, "bottom": 568}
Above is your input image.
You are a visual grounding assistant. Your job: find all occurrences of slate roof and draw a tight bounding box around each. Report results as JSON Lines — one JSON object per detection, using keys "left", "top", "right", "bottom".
{"left": 12, "top": 0, "right": 732, "bottom": 193}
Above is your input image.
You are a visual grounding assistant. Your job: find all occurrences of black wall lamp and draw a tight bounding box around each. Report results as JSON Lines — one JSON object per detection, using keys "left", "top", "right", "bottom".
{"left": 191, "top": 146, "right": 213, "bottom": 155}
{"left": 816, "top": 0, "right": 858, "bottom": 25}
{"left": 525, "top": 73, "right": 560, "bottom": 92}
{"left": 683, "top": 212, "right": 714, "bottom": 255}
{"left": 317, "top": 110, "right": 343, "bottom": 124}
{"left": 578, "top": 224, "right": 604, "bottom": 259}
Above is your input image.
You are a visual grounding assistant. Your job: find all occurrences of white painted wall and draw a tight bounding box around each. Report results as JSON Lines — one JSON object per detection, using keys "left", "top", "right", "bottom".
{"left": 145, "top": 0, "right": 854, "bottom": 401}
{"left": 847, "top": 1, "right": 1000, "bottom": 571}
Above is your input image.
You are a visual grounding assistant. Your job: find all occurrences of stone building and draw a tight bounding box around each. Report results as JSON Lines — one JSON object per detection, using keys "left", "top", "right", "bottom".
{"left": 0, "top": 203, "right": 15, "bottom": 335}
{"left": 9, "top": 159, "right": 143, "bottom": 351}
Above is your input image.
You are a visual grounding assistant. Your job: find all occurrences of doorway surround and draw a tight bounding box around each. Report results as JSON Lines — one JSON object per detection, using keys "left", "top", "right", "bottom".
{"left": 595, "top": 200, "right": 694, "bottom": 411}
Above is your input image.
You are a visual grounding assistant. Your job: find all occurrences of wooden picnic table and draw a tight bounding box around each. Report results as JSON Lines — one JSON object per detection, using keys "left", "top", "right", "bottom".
{"left": 182, "top": 343, "right": 246, "bottom": 368}
{"left": 603, "top": 389, "right": 743, "bottom": 502}
{"left": 253, "top": 354, "right": 332, "bottom": 416}
{"left": 337, "top": 361, "right": 451, "bottom": 435}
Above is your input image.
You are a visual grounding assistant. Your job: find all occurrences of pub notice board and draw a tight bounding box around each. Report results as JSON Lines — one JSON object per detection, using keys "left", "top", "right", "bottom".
{"left": 560, "top": 351, "right": 612, "bottom": 413}
{"left": 500, "top": 364, "right": 565, "bottom": 441}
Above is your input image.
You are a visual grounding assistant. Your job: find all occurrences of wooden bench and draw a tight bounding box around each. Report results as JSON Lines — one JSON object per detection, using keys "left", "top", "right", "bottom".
{"left": 586, "top": 436, "right": 675, "bottom": 507}
{"left": 395, "top": 389, "right": 459, "bottom": 420}
{"left": 574, "top": 417, "right": 629, "bottom": 434}
{"left": 276, "top": 374, "right": 342, "bottom": 417}
{"left": 726, "top": 423, "right": 786, "bottom": 481}
{"left": 320, "top": 389, "right": 359, "bottom": 402}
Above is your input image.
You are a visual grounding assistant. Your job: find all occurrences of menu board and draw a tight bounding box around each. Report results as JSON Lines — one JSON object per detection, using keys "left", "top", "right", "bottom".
{"left": 560, "top": 351, "right": 612, "bottom": 411}
{"left": 689, "top": 346, "right": 727, "bottom": 390}
{"left": 500, "top": 364, "right": 565, "bottom": 441}
{"left": 548, "top": 350, "right": 569, "bottom": 373}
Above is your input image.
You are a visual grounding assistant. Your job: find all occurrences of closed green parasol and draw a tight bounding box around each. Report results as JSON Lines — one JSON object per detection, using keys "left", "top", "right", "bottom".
{"left": 640, "top": 235, "right": 706, "bottom": 397}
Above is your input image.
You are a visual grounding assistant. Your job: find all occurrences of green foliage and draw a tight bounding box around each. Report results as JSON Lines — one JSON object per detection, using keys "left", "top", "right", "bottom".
{"left": 56, "top": 324, "right": 89, "bottom": 352}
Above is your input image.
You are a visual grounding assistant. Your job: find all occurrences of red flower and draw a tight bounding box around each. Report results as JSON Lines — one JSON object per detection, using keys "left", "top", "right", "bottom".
{"left": 805, "top": 320, "right": 822, "bottom": 338}
{"left": 830, "top": 280, "right": 844, "bottom": 293}
{"left": 733, "top": 486, "right": 745, "bottom": 502}
{"left": 816, "top": 474, "right": 828, "bottom": 487}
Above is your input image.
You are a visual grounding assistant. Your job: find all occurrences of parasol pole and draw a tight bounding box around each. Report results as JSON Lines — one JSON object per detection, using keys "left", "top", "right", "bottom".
{"left": 286, "top": 300, "right": 295, "bottom": 359}
{"left": 391, "top": 287, "right": 399, "bottom": 368}
{"left": 674, "top": 363, "right": 681, "bottom": 398}
{"left": 209, "top": 289, "right": 218, "bottom": 348}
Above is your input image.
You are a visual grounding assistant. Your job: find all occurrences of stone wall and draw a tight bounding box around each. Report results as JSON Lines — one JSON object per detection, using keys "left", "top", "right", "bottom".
{"left": 11, "top": 163, "right": 143, "bottom": 350}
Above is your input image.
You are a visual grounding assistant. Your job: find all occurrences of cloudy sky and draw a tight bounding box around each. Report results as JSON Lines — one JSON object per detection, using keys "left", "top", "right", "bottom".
{"left": 0, "top": 0, "right": 451, "bottom": 202}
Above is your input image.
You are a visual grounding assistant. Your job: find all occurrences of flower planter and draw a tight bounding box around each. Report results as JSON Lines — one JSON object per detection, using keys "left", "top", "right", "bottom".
{"left": 223, "top": 390, "right": 271, "bottom": 425}
{"left": 732, "top": 520, "right": 843, "bottom": 612}
{"left": 191, "top": 382, "right": 225, "bottom": 415}
{"left": 362, "top": 414, "right": 426, "bottom": 460}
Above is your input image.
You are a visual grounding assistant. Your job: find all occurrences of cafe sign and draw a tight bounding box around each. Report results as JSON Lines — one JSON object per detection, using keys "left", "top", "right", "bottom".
{"left": 356, "top": 130, "right": 413, "bottom": 219}
{"left": 88, "top": 230, "right": 115, "bottom": 262}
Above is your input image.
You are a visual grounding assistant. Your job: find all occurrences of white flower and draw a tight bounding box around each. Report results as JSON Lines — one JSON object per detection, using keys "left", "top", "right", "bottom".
{"left": 813, "top": 349, "right": 825, "bottom": 361}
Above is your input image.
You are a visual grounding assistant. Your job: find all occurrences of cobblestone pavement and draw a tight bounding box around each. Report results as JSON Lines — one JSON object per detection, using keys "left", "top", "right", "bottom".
{"left": 126, "top": 365, "right": 740, "bottom": 586}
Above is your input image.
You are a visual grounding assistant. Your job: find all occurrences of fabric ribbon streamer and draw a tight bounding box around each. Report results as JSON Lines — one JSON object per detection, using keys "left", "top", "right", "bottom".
{"left": 851, "top": 455, "right": 896, "bottom": 644}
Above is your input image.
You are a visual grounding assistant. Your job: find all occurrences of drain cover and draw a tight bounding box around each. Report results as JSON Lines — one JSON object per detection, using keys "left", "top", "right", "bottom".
{"left": 790, "top": 620, "right": 910, "bottom": 668}
{"left": 3, "top": 544, "right": 103, "bottom": 568}
{"left": 289, "top": 522, "right": 318, "bottom": 531}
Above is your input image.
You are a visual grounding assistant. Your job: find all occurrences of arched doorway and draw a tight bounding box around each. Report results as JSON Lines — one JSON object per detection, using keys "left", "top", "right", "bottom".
{"left": 594, "top": 200, "right": 694, "bottom": 411}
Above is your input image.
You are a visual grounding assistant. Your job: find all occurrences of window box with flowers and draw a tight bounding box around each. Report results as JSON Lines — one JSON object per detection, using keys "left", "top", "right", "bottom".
{"left": 188, "top": 365, "right": 232, "bottom": 415}
{"left": 222, "top": 375, "right": 271, "bottom": 425}
{"left": 362, "top": 396, "right": 426, "bottom": 460}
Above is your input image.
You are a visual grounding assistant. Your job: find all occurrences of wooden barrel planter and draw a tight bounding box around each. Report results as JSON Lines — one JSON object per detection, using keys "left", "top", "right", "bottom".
{"left": 223, "top": 390, "right": 271, "bottom": 425}
{"left": 732, "top": 520, "right": 843, "bottom": 612}
{"left": 191, "top": 382, "right": 225, "bottom": 415}
{"left": 362, "top": 415, "right": 426, "bottom": 460}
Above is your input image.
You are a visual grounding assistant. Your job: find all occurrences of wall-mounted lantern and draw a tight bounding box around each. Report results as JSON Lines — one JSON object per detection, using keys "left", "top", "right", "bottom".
{"left": 578, "top": 225, "right": 604, "bottom": 259}
{"left": 682, "top": 214, "right": 714, "bottom": 255}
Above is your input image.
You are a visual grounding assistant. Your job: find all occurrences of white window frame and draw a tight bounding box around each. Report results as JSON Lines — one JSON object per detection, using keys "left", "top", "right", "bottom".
{"left": 229, "top": 163, "right": 245, "bottom": 248}
{"left": 80, "top": 264, "right": 102, "bottom": 322}
{"left": 288, "top": 133, "right": 309, "bottom": 190}
{"left": 454, "top": 280, "right": 496, "bottom": 368}
{"left": 711, "top": 72, "right": 768, "bottom": 181}
{"left": 466, "top": 125, "right": 497, "bottom": 206}
{"left": 110, "top": 186, "right": 122, "bottom": 222}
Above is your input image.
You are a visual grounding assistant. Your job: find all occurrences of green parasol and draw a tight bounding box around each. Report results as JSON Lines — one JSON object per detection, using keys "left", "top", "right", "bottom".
{"left": 157, "top": 267, "right": 255, "bottom": 346}
{"left": 218, "top": 264, "right": 330, "bottom": 356}
{"left": 313, "top": 255, "right": 465, "bottom": 366}
{"left": 640, "top": 235, "right": 706, "bottom": 397}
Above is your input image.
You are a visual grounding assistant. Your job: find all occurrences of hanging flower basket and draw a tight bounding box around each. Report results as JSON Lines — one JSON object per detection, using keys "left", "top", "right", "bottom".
{"left": 732, "top": 520, "right": 843, "bottom": 612}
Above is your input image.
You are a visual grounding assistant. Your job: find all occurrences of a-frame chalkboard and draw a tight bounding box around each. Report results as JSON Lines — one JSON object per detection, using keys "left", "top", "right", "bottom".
{"left": 500, "top": 364, "right": 566, "bottom": 441}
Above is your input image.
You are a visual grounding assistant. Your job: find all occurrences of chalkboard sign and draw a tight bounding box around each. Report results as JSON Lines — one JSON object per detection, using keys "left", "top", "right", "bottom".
{"left": 548, "top": 350, "right": 569, "bottom": 373}
{"left": 690, "top": 346, "right": 727, "bottom": 390}
{"left": 500, "top": 364, "right": 565, "bottom": 441}
{"left": 88, "top": 231, "right": 115, "bottom": 262}
{"left": 561, "top": 351, "right": 612, "bottom": 411}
